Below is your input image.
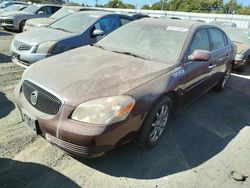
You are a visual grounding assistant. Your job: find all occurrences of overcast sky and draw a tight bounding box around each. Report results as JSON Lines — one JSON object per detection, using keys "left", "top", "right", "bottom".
{"left": 81, "top": 0, "right": 250, "bottom": 8}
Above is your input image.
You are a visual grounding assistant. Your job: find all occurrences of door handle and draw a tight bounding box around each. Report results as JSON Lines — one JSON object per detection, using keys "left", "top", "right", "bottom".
{"left": 208, "top": 64, "right": 217, "bottom": 69}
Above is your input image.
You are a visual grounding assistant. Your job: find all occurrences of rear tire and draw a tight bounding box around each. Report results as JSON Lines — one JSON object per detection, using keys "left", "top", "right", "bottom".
{"left": 136, "top": 96, "right": 172, "bottom": 149}
{"left": 214, "top": 65, "right": 232, "bottom": 92}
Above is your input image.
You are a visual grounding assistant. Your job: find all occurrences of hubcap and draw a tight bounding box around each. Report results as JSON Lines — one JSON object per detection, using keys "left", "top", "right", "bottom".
{"left": 150, "top": 105, "right": 169, "bottom": 143}
{"left": 222, "top": 68, "right": 231, "bottom": 88}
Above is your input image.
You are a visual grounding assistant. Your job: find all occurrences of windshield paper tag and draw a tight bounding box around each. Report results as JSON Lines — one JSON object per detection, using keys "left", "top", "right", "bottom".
{"left": 167, "top": 26, "right": 188, "bottom": 32}
{"left": 89, "top": 15, "right": 100, "bottom": 18}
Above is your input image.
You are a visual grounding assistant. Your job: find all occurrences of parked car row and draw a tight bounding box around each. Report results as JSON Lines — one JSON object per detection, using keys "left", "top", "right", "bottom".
{"left": 0, "top": 4, "right": 61, "bottom": 31}
{"left": 12, "top": 15, "right": 236, "bottom": 157}
{"left": 209, "top": 20, "right": 250, "bottom": 71}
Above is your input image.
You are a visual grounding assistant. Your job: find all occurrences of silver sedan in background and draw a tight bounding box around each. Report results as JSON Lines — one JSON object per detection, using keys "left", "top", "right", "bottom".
{"left": 0, "top": 4, "right": 61, "bottom": 31}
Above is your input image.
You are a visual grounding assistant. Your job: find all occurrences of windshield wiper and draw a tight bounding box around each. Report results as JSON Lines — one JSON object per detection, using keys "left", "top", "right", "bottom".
{"left": 111, "top": 50, "right": 149, "bottom": 60}
{"left": 93, "top": 44, "right": 108, "bottom": 50}
{"left": 51, "top": 27, "right": 72, "bottom": 33}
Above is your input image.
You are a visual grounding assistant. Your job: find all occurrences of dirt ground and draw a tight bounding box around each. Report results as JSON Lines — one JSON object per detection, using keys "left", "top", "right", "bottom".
{"left": 0, "top": 30, "right": 250, "bottom": 188}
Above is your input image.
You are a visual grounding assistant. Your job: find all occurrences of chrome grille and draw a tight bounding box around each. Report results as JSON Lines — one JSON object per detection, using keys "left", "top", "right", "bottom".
{"left": 22, "top": 80, "right": 62, "bottom": 115}
{"left": 14, "top": 40, "right": 32, "bottom": 51}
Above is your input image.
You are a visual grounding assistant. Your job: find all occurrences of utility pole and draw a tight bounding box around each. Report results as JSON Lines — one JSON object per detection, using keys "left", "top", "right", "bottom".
{"left": 161, "top": 0, "right": 165, "bottom": 10}
{"left": 95, "top": 0, "right": 99, "bottom": 7}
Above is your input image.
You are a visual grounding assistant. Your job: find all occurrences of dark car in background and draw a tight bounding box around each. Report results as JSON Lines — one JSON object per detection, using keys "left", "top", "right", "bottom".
{"left": 14, "top": 19, "right": 235, "bottom": 157}
{"left": 10, "top": 10, "right": 134, "bottom": 67}
{"left": 0, "top": 4, "right": 61, "bottom": 31}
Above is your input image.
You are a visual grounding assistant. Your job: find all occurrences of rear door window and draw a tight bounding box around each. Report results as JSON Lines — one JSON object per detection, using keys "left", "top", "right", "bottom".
{"left": 209, "top": 28, "right": 226, "bottom": 50}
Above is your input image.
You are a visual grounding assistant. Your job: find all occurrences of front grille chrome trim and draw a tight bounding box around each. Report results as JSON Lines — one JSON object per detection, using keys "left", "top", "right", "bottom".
{"left": 22, "top": 79, "right": 64, "bottom": 115}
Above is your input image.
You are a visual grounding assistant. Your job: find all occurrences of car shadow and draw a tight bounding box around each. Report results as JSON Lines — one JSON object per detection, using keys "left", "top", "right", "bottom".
{"left": 0, "top": 158, "right": 80, "bottom": 188}
{"left": 0, "top": 53, "right": 11, "bottom": 63}
{"left": 0, "top": 30, "right": 13, "bottom": 36}
{"left": 0, "top": 92, "right": 15, "bottom": 119}
{"left": 233, "top": 64, "right": 250, "bottom": 76}
{"left": 79, "top": 75, "right": 250, "bottom": 180}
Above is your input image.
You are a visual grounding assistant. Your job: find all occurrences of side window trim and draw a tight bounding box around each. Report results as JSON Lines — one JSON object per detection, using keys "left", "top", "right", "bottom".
{"left": 208, "top": 27, "right": 227, "bottom": 52}
{"left": 184, "top": 28, "right": 210, "bottom": 64}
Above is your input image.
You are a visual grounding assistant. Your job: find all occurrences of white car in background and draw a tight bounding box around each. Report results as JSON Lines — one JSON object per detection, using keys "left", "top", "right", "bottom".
{"left": 23, "top": 6, "right": 100, "bottom": 31}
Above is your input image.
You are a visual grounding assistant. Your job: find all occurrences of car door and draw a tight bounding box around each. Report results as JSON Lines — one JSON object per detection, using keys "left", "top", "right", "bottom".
{"left": 91, "top": 16, "right": 121, "bottom": 43}
{"left": 208, "top": 28, "right": 230, "bottom": 82}
{"left": 182, "top": 28, "right": 214, "bottom": 105}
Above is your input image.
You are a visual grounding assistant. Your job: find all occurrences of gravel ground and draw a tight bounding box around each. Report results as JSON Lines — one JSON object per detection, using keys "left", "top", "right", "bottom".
{"left": 0, "top": 30, "right": 250, "bottom": 188}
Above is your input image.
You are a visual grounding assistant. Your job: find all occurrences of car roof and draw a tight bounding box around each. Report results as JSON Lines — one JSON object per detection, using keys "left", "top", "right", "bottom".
{"left": 35, "top": 4, "right": 61, "bottom": 7}
{"left": 77, "top": 10, "right": 121, "bottom": 16}
{"left": 135, "top": 18, "right": 205, "bottom": 30}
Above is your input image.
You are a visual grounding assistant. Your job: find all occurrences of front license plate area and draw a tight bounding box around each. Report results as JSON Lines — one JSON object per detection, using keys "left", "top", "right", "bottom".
{"left": 21, "top": 109, "right": 38, "bottom": 134}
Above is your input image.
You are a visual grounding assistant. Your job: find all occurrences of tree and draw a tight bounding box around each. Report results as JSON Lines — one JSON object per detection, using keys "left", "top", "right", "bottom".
{"left": 223, "top": 0, "right": 241, "bottom": 14}
{"left": 104, "top": 0, "right": 135, "bottom": 9}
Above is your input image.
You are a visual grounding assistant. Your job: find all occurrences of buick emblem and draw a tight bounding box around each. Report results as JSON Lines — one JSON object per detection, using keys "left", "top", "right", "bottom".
{"left": 30, "top": 90, "right": 38, "bottom": 106}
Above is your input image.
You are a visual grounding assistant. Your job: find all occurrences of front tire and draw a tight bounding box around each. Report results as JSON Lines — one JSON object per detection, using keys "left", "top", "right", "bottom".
{"left": 19, "top": 20, "right": 26, "bottom": 32}
{"left": 136, "top": 96, "right": 172, "bottom": 149}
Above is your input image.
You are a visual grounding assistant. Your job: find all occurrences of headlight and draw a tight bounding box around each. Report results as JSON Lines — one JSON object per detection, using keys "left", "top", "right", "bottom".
{"left": 36, "top": 41, "right": 57, "bottom": 54}
{"left": 71, "top": 95, "right": 135, "bottom": 125}
{"left": 235, "top": 53, "right": 244, "bottom": 61}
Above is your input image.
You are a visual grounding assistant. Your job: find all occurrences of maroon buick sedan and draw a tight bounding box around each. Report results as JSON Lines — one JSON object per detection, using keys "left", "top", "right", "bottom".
{"left": 14, "top": 19, "right": 236, "bottom": 157}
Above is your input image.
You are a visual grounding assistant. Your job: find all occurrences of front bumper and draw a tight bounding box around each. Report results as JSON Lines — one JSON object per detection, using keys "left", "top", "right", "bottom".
{"left": 10, "top": 43, "right": 47, "bottom": 67}
{"left": 14, "top": 82, "right": 142, "bottom": 157}
{"left": 0, "top": 18, "right": 17, "bottom": 30}
{"left": 233, "top": 59, "right": 247, "bottom": 69}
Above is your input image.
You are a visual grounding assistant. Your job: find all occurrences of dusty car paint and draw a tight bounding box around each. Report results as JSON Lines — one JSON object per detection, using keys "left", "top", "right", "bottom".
{"left": 14, "top": 19, "right": 235, "bottom": 157}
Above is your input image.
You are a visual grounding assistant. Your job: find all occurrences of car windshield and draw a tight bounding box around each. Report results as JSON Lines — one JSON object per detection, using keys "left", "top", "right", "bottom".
{"left": 22, "top": 5, "right": 39, "bottom": 13}
{"left": 4, "top": 4, "right": 25, "bottom": 11}
{"left": 49, "top": 12, "right": 99, "bottom": 33}
{"left": 224, "top": 28, "right": 250, "bottom": 45}
{"left": 50, "top": 7, "right": 76, "bottom": 19}
{"left": 96, "top": 21, "right": 188, "bottom": 63}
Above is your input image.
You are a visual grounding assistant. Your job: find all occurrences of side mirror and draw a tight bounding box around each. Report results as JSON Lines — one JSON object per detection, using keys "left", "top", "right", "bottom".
{"left": 37, "top": 11, "right": 44, "bottom": 15}
{"left": 92, "top": 29, "right": 105, "bottom": 37}
{"left": 188, "top": 50, "right": 211, "bottom": 61}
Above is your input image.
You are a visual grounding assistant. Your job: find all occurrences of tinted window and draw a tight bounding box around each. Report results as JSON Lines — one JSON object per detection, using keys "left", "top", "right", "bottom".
{"left": 189, "top": 29, "right": 210, "bottom": 55}
{"left": 52, "top": 6, "right": 61, "bottom": 13}
{"left": 120, "top": 18, "right": 132, "bottom": 26}
{"left": 95, "top": 17, "right": 120, "bottom": 33}
{"left": 209, "top": 28, "right": 226, "bottom": 50}
{"left": 38, "top": 6, "right": 53, "bottom": 15}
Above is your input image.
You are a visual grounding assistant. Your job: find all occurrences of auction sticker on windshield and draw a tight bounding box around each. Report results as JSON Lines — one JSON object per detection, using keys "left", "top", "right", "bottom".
{"left": 167, "top": 26, "right": 188, "bottom": 32}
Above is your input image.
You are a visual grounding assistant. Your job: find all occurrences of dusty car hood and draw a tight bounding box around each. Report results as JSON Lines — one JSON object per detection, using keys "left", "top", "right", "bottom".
{"left": 234, "top": 42, "right": 250, "bottom": 54}
{"left": 15, "top": 27, "right": 74, "bottom": 45}
{"left": 26, "top": 17, "right": 55, "bottom": 27}
{"left": 22, "top": 46, "right": 173, "bottom": 106}
{"left": 1, "top": 11, "right": 33, "bottom": 17}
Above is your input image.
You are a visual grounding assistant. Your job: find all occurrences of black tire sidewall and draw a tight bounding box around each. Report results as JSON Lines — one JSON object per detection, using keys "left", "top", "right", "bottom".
{"left": 136, "top": 96, "right": 172, "bottom": 149}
